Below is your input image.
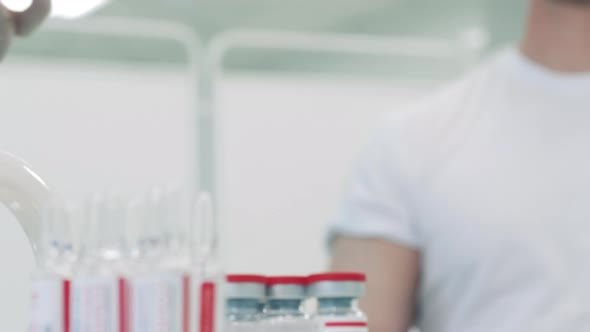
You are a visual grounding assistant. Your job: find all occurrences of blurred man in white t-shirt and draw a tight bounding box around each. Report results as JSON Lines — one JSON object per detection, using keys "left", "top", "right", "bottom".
{"left": 330, "top": 1, "right": 590, "bottom": 331}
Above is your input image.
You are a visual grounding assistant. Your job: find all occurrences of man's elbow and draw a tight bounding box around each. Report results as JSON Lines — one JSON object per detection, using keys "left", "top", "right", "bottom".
{"left": 330, "top": 235, "right": 420, "bottom": 332}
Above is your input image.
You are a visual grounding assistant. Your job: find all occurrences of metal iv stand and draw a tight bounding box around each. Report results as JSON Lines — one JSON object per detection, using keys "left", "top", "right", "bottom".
{"left": 35, "top": 16, "right": 202, "bottom": 198}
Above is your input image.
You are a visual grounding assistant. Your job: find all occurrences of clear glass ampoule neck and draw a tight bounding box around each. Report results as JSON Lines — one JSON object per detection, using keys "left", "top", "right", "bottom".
{"left": 80, "top": 193, "right": 128, "bottom": 276}
{"left": 227, "top": 299, "right": 260, "bottom": 322}
{"left": 266, "top": 299, "right": 305, "bottom": 318}
{"left": 34, "top": 242, "right": 61, "bottom": 276}
{"left": 317, "top": 298, "right": 363, "bottom": 317}
{"left": 35, "top": 198, "right": 69, "bottom": 276}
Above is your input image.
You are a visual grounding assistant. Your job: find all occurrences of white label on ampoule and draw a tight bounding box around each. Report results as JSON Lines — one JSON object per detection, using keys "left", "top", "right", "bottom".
{"left": 71, "top": 276, "right": 121, "bottom": 332}
{"left": 131, "top": 273, "right": 186, "bottom": 332}
{"left": 30, "top": 278, "right": 66, "bottom": 332}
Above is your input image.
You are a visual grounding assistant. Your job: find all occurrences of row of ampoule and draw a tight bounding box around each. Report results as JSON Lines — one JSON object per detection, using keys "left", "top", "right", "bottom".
{"left": 29, "top": 190, "right": 223, "bottom": 332}
{"left": 225, "top": 273, "right": 367, "bottom": 332}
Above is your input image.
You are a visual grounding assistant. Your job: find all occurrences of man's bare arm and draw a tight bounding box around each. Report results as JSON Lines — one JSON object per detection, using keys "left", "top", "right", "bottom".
{"left": 331, "top": 236, "right": 420, "bottom": 332}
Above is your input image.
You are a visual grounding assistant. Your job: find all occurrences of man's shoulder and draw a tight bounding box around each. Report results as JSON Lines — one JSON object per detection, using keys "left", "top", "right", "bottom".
{"left": 373, "top": 61, "right": 496, "bottom": 174}
{"left": 384, "top": 65, "right": 490, "bottom": 136}
{"left": 383, "top": 49, "right": 510, "bottom": 135}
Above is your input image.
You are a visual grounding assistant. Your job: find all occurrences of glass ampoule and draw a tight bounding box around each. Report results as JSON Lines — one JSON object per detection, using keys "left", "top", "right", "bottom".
{"left": 192, "top": 192, "right": 225, "bottom": 332}
{"left": 70, "top": 193, "right": 129, "bottom": 332}
{"left": 127, "top": 188, "right": 190, "bottom": 332}
{"left": 29, "top": 199, "right": 73, "bottom": 332}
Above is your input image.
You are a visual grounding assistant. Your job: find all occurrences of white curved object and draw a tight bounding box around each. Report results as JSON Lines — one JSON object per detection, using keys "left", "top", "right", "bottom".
{"left": 0, "top": 151, "right": 51, "bottom": 253}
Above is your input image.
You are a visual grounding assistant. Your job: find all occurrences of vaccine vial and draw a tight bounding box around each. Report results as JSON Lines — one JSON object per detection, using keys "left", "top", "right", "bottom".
{"left": 307, "top": 273, "right": 367, "bottom": 332}
{"left": 225, "top": 274, "right": 267, "bottom": 332}
{"left": 265, "top": 276, "right": 308, "bottom": 319}
{"left": 264, "top": 276, "right": 311, "bottom": 332}
{"left": 257, "top": 300, "right": 266, "bottom": 316}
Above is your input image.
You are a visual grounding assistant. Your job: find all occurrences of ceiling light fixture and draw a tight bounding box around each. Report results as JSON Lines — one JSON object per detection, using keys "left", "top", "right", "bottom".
{"left": 1, "top": 0, "right": 109, "bottom": 19}
{"left": 1, "top": 0, "right": 33, "bottom": 12}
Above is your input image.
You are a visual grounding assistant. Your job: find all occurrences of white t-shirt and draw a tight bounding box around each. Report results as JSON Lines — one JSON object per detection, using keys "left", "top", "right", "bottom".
{"left": 331, "top": 48, "right": 590, "bottom": 332}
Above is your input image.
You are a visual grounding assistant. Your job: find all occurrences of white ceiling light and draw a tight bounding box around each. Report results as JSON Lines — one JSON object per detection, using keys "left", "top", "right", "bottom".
{"left": 51, "top": 0, "right": 109, "bottom": 19}
{"left": 1, "top": 0, "right": 109, "bottom": 19}
{"left": 1, "top": 0, "right": 33, "bottom": 12}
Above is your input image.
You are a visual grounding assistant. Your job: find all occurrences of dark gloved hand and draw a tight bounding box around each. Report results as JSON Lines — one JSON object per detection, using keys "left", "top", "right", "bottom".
{"left": 0, "top": 0, "right": 51, "bottom": 60}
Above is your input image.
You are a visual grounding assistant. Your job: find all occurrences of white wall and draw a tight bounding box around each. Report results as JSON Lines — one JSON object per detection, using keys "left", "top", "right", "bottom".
{"left": 0, "top": 60, "right": 194, "bottom": 331}
{"left": 0, "top": 61, "right": 195, "bottom": 199}
{"left": 216, "top": 75, "right": 433, "bottom": 275}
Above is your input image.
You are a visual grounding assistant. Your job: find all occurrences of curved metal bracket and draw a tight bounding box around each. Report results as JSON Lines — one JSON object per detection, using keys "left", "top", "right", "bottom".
{"left": 0, "top": 152, "right": 52, "bottom": 254}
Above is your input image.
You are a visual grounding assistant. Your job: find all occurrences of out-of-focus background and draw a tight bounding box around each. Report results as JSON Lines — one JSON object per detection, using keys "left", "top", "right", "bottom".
{"left": 0, "top": 0, "right": 527, "bottom": 328}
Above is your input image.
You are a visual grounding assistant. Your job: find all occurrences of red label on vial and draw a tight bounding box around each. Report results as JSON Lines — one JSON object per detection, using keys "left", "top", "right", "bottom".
{"left": 119, "top": 278, "right": 129, "bottom": 332}
{"left": 183, "top": 275, "right": 191, "bottom": 332}
{"left": 64, "top": 279, "right": 71, "bottom": 332}
{"left": 325, "top": 322, "right": 368, "bottom": 327}
{"left": 198, "top": 282, "right": 215, "bottom": 332}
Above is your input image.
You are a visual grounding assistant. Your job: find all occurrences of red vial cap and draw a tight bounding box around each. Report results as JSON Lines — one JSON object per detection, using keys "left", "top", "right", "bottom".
{"left": 307, "top": 272, "right": 366, "bottom": 284}
{"left": 266, "top": 276, "right": 307, "bottom": 286}
{"left": 226, "top": 274, "right": 267, "bottom": 284}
